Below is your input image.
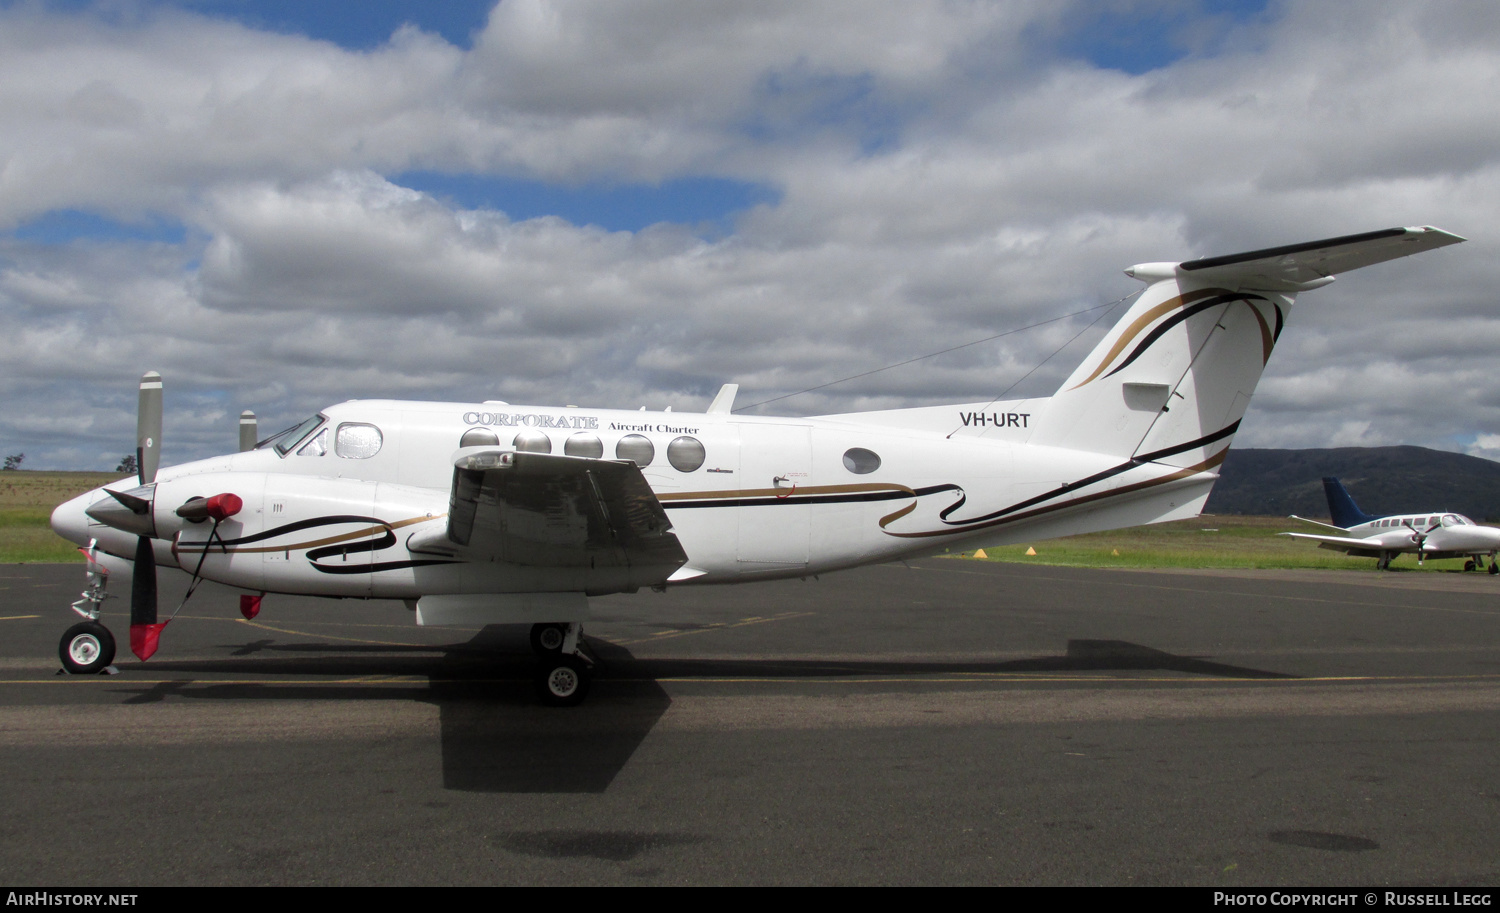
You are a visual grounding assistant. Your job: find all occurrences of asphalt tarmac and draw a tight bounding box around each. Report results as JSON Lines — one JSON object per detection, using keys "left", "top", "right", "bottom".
{"left": 1, "top": 558, "right": 1497, "bottom": 886}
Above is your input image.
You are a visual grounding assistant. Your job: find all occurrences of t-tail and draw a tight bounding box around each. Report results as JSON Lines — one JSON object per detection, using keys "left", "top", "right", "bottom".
{"left": 1029, "top": 227, "right": 1465, "bottom": 478}
{"left": 1323, "top": 477, "right": 1378, "bottom": 529}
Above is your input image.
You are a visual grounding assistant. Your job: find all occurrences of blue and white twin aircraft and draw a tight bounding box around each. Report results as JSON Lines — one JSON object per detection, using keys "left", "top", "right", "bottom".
{"left": 1283, "top": 476, "right": 1500, "bottom": 572}
{"left": 49, "top": 227, "right": 1465, "bottom": 703}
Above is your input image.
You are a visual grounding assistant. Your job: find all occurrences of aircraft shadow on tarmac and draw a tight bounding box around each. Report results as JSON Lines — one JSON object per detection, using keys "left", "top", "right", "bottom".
{"left": 94, "top": 622, "right": 1293, "bottom": 794}
{"left": 108, "top": 625, "right": 670, "bottom": 794}
{"left": 591, "top": 638, "right": 1294, "bottom": 681}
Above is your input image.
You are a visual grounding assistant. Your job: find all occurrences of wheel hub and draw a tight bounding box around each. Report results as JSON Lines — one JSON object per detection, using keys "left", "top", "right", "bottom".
{"left": 69, "top": 635, "right": 100, "bottom": 665}
{"left": 547, "top": 666, "right": 578, "bottom": 697}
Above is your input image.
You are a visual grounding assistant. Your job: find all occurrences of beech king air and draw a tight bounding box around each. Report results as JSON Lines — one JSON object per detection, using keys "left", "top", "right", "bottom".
{"left": 1282, "top": 476, "right": 1500, "bottom": 572}
{"left": 50, "top": 226, "right": 1465, "bottom": 704}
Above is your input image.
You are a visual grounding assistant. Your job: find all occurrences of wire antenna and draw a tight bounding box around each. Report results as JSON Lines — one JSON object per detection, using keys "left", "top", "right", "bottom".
{"left": 945, "top": 290, "right": 1137, "bottom": 438}
{"left": 734, "top": 295, "right": 1134, "bottom": 414}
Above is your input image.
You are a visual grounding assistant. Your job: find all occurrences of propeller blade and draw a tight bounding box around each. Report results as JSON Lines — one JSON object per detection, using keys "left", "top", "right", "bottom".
{"left": 104, "top": 487, "right": 151, "bottom": 515}
{"left": 239, "top": 411, "right": 258, "bottom": 452}
{"left": 130, "top": 537, "right": 157, "bottom": 627}
{"left": 129, "top": 536, "right": 167, "bottom": 661}
{"left": 137, "top": 371, "right": 162, "bottom": 485}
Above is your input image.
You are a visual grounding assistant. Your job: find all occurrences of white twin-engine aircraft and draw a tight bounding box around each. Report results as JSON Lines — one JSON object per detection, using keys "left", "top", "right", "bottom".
{"left": 1282, "top": 476, "right": 1500, "bottom": 572}
{"left": 50, "top": 226, "right": 1464, "bottom": 703}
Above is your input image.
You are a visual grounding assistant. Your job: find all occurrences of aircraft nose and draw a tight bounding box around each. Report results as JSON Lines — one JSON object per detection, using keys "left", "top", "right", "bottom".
{"left": 50, "top": 491, "right": 96, "bottom": 546}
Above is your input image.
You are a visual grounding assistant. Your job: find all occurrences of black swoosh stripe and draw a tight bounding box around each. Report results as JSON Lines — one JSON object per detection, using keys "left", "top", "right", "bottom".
{"left": 312, "top": 559, "right": 459, "bottom": 575}
{"left": 934, "top": 422, "right": 1241, "bottom": 528}
{"left": 207, "top": 515, "right": 390, "bottom": 548}
{"left": 1102, "top": 294, "right": 1264, "bottom": 381}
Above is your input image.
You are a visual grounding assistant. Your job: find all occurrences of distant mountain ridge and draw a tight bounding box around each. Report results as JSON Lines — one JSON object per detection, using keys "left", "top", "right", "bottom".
{"left": 1205, "top": 446, "right": 1500, "bottom": 522}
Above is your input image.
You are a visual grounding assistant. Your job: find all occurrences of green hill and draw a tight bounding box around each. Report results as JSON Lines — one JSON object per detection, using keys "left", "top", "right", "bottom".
{"left": 1206, "top": 446, "right": 1500, "bottom": 522}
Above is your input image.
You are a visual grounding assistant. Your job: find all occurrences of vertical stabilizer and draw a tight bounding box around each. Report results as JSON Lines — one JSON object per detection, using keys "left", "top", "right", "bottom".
{"left": 1323, "top": 477, "right": 1377, "bottom": 529}
{"left": 1028, "top": 227, "right": 1462, "bottom": 467}
{"left": 1029, "top": 275, "right": 1291, "bottom": 468}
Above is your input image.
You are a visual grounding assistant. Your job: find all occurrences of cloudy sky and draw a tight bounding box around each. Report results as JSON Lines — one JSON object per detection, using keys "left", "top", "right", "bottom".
{"left": 0, "top": 0, "right": 1496, "bottom": 470}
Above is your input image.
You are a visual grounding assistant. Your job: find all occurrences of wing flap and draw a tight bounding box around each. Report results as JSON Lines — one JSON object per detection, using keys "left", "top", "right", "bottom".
{"left": 443, "top": 450, "right": 687, "bottom": 581}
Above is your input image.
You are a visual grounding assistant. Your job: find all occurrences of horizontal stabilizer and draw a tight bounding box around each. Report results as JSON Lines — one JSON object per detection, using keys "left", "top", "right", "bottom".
{"left": 1126, "top": 226, "right": 1465, "bottom": 291}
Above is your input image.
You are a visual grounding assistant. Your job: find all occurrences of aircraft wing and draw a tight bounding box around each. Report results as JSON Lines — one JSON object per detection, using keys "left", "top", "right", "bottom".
{"left": 412, "top": 449, "right": 688, "bottom": 580}
{"left": 1279, "top": 531, "right": 1390, "bottom": 556}
{"left": 1175, "top": 226, "right": 1465, "bottom": 291}
{"left": 1289, "top": 514, "right": 1348, "bottom": 533}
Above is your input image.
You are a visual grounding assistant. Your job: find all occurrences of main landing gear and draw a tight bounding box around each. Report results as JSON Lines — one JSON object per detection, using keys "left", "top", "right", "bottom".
{"left": 530, "top": 622, "right": 566, "bottom": 655}
{"left": 1461, "top": 558, "right": 1499, "bottom": 574}
{"left": 530, "top": 622, "right": 593, "bottom": 706}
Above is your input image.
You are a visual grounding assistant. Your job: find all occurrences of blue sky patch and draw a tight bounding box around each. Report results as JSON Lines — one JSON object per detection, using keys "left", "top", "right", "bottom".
{"left": 8, "top": 0, "right": 496, "bottom": 50}
{"left": 1055, "top": 0, "right": 1271, "bottom": 74}
{"left": 10, "top": 210, "right": 188, "bottom": 245}
{"left": 394, "top": 173, "right": 781, "bottom": 233}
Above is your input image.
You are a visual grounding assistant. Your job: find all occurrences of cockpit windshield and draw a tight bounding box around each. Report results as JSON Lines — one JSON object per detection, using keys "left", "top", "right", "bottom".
{"left": 258, "top": 414, "right": 327, "bottom": 456}
{"left": 1443, "top": 514, "right": 1473, "bottom": 527}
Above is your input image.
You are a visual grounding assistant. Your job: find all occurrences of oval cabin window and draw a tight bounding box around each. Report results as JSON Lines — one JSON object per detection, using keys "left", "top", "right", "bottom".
{"left": 842, "top": 447, "right": 881, "bottom": 474}
{"left": 667, "top": 436, "right": 706, "bottom": 472}
{"left": 616, "top": 434, "right": 655, "bottom": 466}
{"left": 460, "top": 428, "right": 499, "bottom": 448}
{"left": 565, "top": 433, "right": 604, "bottom": 459}
{"left": 513, "top": 430, "right": 552, "bottom": 454}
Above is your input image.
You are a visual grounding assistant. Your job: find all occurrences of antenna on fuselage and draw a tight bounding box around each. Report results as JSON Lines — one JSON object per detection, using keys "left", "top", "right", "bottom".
{"left": 707, "top": 384, "right": 738, "bottom": 414}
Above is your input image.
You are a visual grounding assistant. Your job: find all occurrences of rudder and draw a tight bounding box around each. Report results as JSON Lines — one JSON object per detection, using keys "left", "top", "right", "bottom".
{"left": 1323, "top": 477, "right": 1377, "bottom": 529}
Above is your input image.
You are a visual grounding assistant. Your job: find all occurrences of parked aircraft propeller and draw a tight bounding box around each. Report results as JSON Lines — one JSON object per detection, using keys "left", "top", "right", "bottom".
{"left": 129, "top": 372, "right": 166, "bottom": 660}
{"left": 239, "top": 411, "right": 257, "bottom": 452}
{"left": 1402, "top": 519, "right": 1441, "bottom": 565}
{"left": 74, "top": 373, "right": 245, "bottom": 665}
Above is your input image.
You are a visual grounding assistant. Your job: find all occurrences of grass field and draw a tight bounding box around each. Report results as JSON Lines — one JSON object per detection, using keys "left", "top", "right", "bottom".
{"left": 0, "top": 470, "right": 1471, "bottom": 573}
{"left": 0, "top": 471, "right": 125, "bottom": 562}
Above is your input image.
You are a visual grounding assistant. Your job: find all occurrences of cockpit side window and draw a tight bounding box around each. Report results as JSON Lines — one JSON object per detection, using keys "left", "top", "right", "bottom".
{"left": 263, "top": 414, "right": 326, "bottom": 456}
{"left": 297, "top": 428, "right": 328, "bottom": 456}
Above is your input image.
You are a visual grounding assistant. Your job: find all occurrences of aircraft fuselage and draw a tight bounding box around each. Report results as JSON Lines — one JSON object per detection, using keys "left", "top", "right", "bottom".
{"left": 52, "top": 396, "right": 1217, "bottom": 600}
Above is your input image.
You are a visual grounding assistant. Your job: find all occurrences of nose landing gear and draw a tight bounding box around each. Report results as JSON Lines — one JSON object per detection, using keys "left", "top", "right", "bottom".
{"left": 60, "top": 622, "right": 115, "bottom": 674}
{"left": 59, "top": 540, "right": 117, "bottom": 675}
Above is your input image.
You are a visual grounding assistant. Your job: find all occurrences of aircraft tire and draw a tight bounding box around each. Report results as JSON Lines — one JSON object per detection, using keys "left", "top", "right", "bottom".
{"left": 535, "top": 657, "right": 590, "bottom": 706}
{"left": 59, "top": 622, "right": 115, "bottom": 674}
{"left": 1490, "top": 562, "right": 1499, "bottom": 576}
{"left": 529, "top": 623, "right": 567, "bottom": 656}
{"left": 1465, "top": 560, "right": 1477, "bottom": 572}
